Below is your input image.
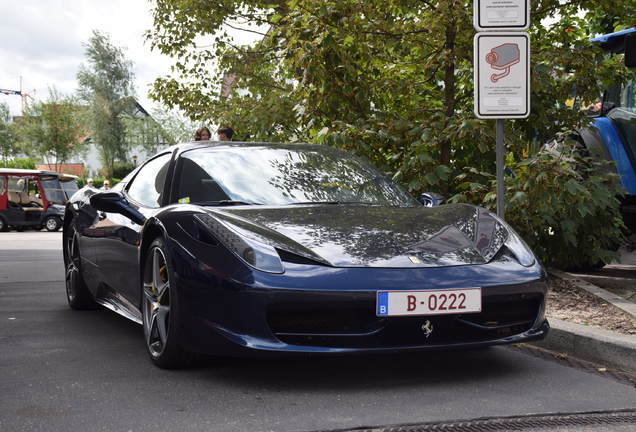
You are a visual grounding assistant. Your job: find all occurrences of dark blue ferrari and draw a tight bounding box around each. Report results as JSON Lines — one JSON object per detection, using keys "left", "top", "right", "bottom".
{"left": 63, "top": 141, "right": 549, "bottom": 368}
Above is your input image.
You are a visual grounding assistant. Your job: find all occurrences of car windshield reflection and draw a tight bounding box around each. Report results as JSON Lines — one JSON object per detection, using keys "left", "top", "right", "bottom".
{"left": 176, "top": 145, "right": 419, "bottom": 207}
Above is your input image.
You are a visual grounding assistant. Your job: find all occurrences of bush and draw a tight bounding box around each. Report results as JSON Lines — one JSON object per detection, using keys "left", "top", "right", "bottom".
{"left": 112, "top": 162, "right": 136, "bottom": 180}
{"left": 451, "top": 139, "right": 626, "bottom": 270}
{"left": 0, "top": 158, "right": 37, "bottom": 169}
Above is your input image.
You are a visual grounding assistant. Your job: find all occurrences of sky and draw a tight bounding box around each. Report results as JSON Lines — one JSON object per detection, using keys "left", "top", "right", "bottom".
{"left": 1, "top": 0, "right": 178, "bottom": 117}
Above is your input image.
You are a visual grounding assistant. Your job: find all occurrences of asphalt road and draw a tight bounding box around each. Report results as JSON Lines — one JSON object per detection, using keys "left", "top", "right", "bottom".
{"left": 1, "top": 232, "right": 636, "bottom": 432}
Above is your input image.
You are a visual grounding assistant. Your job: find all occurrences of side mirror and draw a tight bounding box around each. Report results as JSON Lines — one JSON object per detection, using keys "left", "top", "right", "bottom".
{"left": 90, "top": 191, "right": 147, "bottom": 226}
{"left": 420, "top": 192, "right": 446, "bottom": 207}
{"left": 625, "top": 33, "right": 636, "bottom": 68}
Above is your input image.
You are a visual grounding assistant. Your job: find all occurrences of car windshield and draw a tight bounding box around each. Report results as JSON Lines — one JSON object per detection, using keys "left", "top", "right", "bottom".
{"left": 61, "top": 178, "right": 79, "bottom": 199}
{"left": 175, "top": 144, "right": 420, "bottom": 206}
{"left": 40, "top": 178, "right": 67, "bottom": 204}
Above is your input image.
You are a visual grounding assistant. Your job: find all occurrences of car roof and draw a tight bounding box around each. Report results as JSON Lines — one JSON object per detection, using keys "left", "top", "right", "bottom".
{"left": 168, "top": 141, "right": 346, "bottom": 157}
{"left": 0, "top": 168, "right": 61, "bottom": 177}
{"left": 59, "top": 174, "right": 79, "bottom": 180}
{"left": 591, "top": 28, "right": 636, "bottom": 53}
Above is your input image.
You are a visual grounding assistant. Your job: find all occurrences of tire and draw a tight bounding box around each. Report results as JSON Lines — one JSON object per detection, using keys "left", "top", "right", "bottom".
{"left": 0, "top": 217, "right": 7, "bottom": 232}
{"left": 43, "top": 216, "right": 62, "bottom": 232}
{"left": 142, "top": 237, "right": 201, "bottom": 369}
{"left": 65, "top": 223, "right": 96, "bottom": 310}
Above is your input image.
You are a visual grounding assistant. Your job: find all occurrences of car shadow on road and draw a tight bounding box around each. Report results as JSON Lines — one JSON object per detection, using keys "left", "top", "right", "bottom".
{"left": 188, "top": 346, "right": 530, "bottom": 392}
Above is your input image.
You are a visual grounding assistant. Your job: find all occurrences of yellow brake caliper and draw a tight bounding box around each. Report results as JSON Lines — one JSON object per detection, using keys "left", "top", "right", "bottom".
{"left": 151, "top": 263, "right": 168, "bottom": 310}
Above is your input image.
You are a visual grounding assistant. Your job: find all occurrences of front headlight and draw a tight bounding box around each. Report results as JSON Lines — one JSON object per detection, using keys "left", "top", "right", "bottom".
{"left": 194, "top": 213, "right": 285, "bottom": 274}
{"left": 490, "top": 213, "right": 536, "bottom": 267}
{"left": 504, "top": 228, "right": 536, "bottom": 267}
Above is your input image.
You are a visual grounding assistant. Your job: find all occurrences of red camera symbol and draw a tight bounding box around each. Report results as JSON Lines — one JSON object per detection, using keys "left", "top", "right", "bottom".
{"left": 485, "top": 43, "right": 520, "bottom": 83}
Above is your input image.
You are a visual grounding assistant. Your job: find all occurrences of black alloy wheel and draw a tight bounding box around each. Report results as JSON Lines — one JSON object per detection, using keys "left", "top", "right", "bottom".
{"left": 65, "top": 223, "right": 96, "bottom": 309}
{"left": 142, "top": 237, "right": 201, "bottom": 369}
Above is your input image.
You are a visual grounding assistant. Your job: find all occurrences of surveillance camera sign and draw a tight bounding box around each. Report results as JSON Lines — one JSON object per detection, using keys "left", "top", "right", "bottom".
{"left": 474, "top": 32, "right": 530, "bottom": 119}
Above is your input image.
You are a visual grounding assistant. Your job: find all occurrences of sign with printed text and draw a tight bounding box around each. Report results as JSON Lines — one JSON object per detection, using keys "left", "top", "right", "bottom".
{"left": 474, "top": 32, "right": 530, "bottom": 119}
{"left": 474, "top": 0, "right": 530, "bottom": 31}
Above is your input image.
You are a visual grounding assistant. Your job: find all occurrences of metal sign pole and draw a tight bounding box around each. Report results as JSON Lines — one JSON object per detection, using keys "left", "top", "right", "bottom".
{"left": 473, "top": 1, "right": 529, "bottom": 222}
{"left": 496, "top": 119, "right": 505, "bottom": 219}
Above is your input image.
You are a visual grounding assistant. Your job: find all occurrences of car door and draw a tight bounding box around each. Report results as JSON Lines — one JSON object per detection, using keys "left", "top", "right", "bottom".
{"left": 90, "top": 152, "right": 173, "bottom": 308}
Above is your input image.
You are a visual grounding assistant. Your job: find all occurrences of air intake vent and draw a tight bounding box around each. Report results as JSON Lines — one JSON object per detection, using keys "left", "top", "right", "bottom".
{"left": 276, "top": 248, "right": 327, "bottom": 266}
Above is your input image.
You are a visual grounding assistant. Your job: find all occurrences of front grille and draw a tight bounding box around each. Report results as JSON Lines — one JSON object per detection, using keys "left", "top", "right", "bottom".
{"left": 268, "top": 309, "right": 385, "bottom": 335}
{"left": 266, "top": 296, "right": 543, "bottom": 348}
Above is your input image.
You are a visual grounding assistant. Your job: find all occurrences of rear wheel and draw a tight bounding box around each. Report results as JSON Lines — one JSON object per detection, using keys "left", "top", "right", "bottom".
{"left": 65, "top": 223, "right": 96, "bottom": 309}
{"left": 0, "top": 217, "right": 7, "bottom": 232}
{"left": 142, "top": 237, "right": 201, "bottom": 369}
{"left": 44, "top": 216, "right": 62, "bottom": 232}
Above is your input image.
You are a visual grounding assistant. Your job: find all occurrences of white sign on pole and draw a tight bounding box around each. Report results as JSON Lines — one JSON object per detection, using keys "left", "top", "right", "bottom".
{"left": 474, "top": 32, "right": 530, "bottom": 119}
{"left": 473, "top": 0, "right": 530, "bottom": 31}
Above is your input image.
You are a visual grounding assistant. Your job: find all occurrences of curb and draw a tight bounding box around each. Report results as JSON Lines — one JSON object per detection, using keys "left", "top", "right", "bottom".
{"left": 531, "top": 318, "right": 636, "bottom": 375}
{"left": 530, "top": 269, "right": 636, "bottom": 375}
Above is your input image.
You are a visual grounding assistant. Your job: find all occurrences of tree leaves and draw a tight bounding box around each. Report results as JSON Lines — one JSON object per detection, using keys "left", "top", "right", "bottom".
{"left": 0, "top": 102, "right": 15, "bottom": 161}
{"left": 145, "top": 0, "right": 635, "bottom": 268}
{"left": 15, "top": 87, "right": 87, "bottom": 171}
{"left": 77, "top": 30, "right": 137, "bottom": 180}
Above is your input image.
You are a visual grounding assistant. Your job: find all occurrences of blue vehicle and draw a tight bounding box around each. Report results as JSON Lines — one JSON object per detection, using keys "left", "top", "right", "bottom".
{"left": 63, "top": 141, "right": 548, "bottom": 368}
{"left": 550, "top": 29, "right": 636, "bottom": 250}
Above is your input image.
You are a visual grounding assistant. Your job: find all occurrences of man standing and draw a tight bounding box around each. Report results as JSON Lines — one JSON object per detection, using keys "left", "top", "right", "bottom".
{"left": 100, "top": 180, "right": 110, "bottom": 190}
{"left": 217, "top": 126, "right": 234, "bottom": 141}
{"left": 87, "top": 178, "right": 95, "bottom": 188}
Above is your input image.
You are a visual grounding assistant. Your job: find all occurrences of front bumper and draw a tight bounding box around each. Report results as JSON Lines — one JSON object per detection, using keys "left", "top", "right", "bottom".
{"left": 174, "top": 255, "right": 549, "bottom": 357}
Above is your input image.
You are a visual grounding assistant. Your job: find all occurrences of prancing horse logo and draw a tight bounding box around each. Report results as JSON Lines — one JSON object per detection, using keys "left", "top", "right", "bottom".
{"left": 421, "top": 320, "right": 433, "bottom": 337}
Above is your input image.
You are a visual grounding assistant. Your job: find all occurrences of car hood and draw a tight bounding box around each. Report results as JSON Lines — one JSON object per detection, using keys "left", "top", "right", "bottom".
{"left": 206, "top": 203, "right": 509, "bottom": 268}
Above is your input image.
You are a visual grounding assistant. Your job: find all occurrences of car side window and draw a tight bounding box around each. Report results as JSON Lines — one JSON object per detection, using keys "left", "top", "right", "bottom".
{"left": 126, "top": 153, "right": 172, "bottom": 208}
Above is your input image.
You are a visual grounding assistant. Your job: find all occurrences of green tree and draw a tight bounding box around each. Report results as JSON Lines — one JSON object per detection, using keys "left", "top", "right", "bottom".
{"left": 0, "top": 101, "right": 16, "bottom": 161}
{"left": 149, "top": 105, "right": 197, "bottom": 144}
{"left": 123, "top": 104, "right": 195, "bottom": 154}
{"left": 146, "top": 0, "right": 634, "bottom": 185}
{"left": 146, "top": 0, "right": 636, "bottom": 268}
{"left": 16, "top": 87, "right": 86, "bottom": 171}
{"left": 146, "top": 0, "right": 299, "bottom": 142}
{"left": 77, "top": 30, "right": 137, "bottom": 180}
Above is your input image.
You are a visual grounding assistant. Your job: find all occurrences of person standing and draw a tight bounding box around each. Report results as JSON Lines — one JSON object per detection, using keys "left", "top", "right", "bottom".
{"left": 217, "top": 126, "right": 234, "bottom": 141}
{"left": 100, "top": 180, "right": 110, "bottom": 190}
{"left": 87, "top": 178, "right": 95, "bottom": 188}
{"left": 193, "top": 127, "right": 211, "bottom": 141}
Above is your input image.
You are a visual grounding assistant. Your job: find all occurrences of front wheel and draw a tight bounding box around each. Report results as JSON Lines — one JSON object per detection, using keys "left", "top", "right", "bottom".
{"left": 65, "top": 223, "right": 96, "bottom": 310}
{"left": 0, "top": 217, "right": 7, "bottom": 232}
{"left": 142, "top": 237, "right": 201, "bottom": 369}
{"left": 43, "top": 216, "right": 62, "bottom": 232}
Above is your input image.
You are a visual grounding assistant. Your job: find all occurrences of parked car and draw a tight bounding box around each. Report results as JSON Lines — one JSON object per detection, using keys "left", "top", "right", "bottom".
{"left": 63, "top": 141, "right": 549, "bottom": 368}
{"left": 0, "top": 169, "right": 78, "bottom": 232}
